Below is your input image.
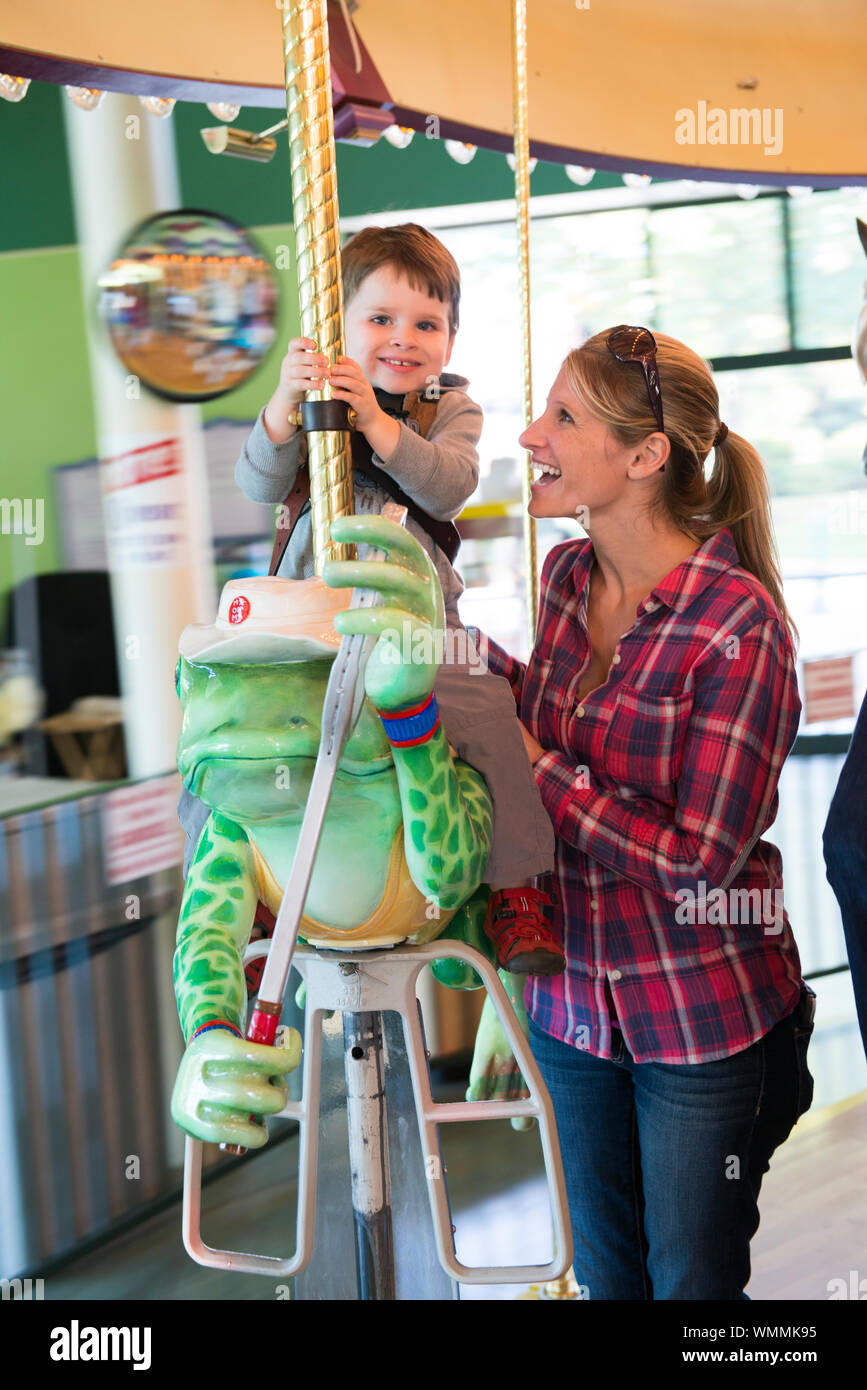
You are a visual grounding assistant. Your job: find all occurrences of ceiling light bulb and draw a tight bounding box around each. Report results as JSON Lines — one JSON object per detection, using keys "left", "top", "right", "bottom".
{"left": 786, "top": 185, "right": 813, "bottom": 198}
{"left": 444, "top": 140, "right": 477, "bottom": 165}
{"left": 140, "top": 96, "right": 176, "bottom": 119}
{"left": 506, "top": 152, "right": 538, "bottom": 174}
{"left": 565, "top": 165, "right": 595, "bottom": 186}
{"left": 206, "top": 102, "right": 241, "bottom": 123}
{"left": 383, "top": 124, "right": 415, "bottom": 149}
{"left": 735, "top": 184, "right": 761, "bottom": 199}
{"left": 0, "top": 74, "right": 30, "bottom": 103}
{"left": 622, "top": 172, "right": 652, "bottom": 188}
{"left": 64, "top": 86, "right": 105, "bottom": 111}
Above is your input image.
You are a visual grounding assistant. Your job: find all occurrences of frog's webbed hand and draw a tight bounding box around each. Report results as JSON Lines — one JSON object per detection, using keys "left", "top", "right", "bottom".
{"left": 323, "top": 513, "right": 443, "bottom": 712}
{"left": 171, "top": 1028, "right": 301, "bottom": 1149}
{"left": 323, "top": 515, "right": 492, "bottom": 909}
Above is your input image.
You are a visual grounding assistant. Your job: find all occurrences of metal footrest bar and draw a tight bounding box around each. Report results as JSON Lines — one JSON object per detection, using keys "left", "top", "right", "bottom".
{"left": 391, "top": 939, "right": 572, "bottom": 1284}
{"left": 182, "top": 939, "right": 573, "bottom": 1285}
{"left": 182, "top": 945, "right": 322, "bottom": 1276}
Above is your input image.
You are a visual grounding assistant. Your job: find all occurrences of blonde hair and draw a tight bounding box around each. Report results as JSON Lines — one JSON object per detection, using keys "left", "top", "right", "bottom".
{"left": 565, "top": 330, "right": 797, "bottom": 644}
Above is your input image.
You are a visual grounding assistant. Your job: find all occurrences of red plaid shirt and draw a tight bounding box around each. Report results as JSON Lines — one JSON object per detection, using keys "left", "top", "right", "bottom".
{"left": 481, "top": 527, "right": 805, "bottom": 1064}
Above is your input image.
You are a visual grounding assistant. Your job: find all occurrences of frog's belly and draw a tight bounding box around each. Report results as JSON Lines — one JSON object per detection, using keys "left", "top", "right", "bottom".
{"left": 249, "top": 832, "right": 457, "bottom": 949}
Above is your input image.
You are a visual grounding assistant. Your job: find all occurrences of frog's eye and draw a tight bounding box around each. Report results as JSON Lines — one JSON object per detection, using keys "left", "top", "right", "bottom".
{"left": 174, "top": 659, "right": 182, "bottom": 698}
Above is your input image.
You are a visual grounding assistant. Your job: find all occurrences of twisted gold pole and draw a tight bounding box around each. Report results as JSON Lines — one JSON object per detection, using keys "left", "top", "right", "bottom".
{"left": 281, "top": 0, "right": 354, "bottom": 570}
{"left": 511, "top": 0, "right": 537, "bottom": 646}
{"left": 514, "top": 13, "right": 573, "bottom": 1304}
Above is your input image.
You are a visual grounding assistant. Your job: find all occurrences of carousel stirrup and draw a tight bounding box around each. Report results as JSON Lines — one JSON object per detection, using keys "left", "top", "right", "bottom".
{"left": 183, "top": 939, "right": 573, "bottom": 1290}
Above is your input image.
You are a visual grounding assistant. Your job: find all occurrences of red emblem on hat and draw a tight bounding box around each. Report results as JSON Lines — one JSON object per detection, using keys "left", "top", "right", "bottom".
{"left": 228, "top": 595, "right": 251, "bottom": 625}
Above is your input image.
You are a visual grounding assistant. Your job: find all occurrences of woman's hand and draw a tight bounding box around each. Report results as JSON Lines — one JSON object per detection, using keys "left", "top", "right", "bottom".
{"left": 519, "top": 721, "right": 545, "bottom": 767}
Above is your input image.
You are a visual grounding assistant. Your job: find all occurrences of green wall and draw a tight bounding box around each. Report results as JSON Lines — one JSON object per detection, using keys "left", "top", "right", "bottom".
{"left": 0, "top": 248, "right": 92, "bottom": 597}
{"left": 0, "top": 78, "right": 622, "bottom": 607}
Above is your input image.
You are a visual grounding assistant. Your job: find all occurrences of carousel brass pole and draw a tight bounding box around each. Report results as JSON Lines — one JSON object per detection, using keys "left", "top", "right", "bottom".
{"left": 513, "top": 1, "right": 577, "bottom": 1303}
{"left": 281, "top": 0, "right": 354, "bottom": 570}
{"left": 511, "top": 0, "right": 538, "bottom": 644}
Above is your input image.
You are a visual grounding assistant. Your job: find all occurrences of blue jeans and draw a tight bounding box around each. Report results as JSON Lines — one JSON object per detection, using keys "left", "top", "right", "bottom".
{"left": 823, "top": 690, "right": 867, "bottom": 1060}
{"left": 529, "top": 994, "right": 814, "bottom": 1300}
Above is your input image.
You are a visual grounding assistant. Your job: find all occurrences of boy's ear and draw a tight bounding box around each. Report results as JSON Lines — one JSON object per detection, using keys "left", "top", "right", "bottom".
{"left": 443, "top": 331, "right": 456, "bottom": 367}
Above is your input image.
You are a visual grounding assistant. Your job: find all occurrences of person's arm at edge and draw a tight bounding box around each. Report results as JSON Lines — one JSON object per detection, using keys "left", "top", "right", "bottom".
{"left": 370, "top": 390, "right": 482, "bottom": 521}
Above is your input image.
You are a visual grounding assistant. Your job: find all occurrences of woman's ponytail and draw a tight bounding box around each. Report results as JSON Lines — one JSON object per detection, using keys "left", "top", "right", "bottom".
{"left": 704, "top": 431, "right": 797, "bottom": 645}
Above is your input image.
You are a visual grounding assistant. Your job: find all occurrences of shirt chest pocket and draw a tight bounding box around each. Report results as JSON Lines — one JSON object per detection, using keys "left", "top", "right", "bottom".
{"left": 601, "top": 686, "right": 693, "bottom": 802}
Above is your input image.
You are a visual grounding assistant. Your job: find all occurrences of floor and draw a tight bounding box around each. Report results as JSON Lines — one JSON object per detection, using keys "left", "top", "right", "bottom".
{"left": 41, "top": 971, "right": 867, "bottom": 1302}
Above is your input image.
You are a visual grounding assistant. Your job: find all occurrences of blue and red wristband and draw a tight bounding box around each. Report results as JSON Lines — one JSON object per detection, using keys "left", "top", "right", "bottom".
{"left": 191, "top": 1020, "right": 242, "bottom": 1042}
{"left": 378, "top": 691, "right": 440, "bottom": 747}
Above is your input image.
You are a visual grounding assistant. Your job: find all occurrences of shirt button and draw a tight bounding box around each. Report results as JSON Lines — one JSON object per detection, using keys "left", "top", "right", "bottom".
{"left": 611, "top": 654, "right": 621, "bottom": 665}
{"left": 644, "top": 601, "right": 656, "bottom": 612}
{"left": 576, "top": 705, "right": 585, "bottom": 717}
{"left": 590, "top": 899, "right": 598, "bottom": 911}
{"left": 610, "top": 970, "right": 622, "bottom": 982}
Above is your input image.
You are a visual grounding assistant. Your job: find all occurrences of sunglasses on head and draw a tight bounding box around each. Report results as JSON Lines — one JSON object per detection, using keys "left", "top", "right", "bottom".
{"left": 606, "top": 325, "right": 665, "bottom": 435}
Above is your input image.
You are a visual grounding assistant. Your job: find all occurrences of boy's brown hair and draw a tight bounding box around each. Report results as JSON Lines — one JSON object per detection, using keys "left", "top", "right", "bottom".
{"left": 340, "top": 223, "right": 460, "bottom": 333}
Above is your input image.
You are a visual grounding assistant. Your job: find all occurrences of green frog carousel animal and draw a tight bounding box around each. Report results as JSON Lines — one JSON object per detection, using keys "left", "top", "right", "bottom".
{"left": 170, "top": 513, "right": 523, "bottom": 1150}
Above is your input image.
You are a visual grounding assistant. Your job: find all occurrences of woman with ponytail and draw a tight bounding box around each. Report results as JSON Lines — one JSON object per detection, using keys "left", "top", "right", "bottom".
{"left": 482, "top": 327, "right": 814, "bottom": 1300}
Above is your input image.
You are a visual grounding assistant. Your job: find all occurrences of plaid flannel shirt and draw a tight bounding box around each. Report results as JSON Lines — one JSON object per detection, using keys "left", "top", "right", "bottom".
{"left": 482, "top": 527, "right": 805, "bottom": 1063}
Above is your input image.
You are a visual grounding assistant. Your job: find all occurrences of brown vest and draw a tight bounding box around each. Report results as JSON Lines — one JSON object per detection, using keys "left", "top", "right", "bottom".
{"left": 268, "top": 389, "right": 455, "bottom": 575}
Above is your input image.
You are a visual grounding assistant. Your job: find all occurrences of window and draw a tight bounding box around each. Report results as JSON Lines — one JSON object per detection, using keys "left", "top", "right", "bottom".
{"left": 651, "top": 197, "right": 788, "bottom": 356}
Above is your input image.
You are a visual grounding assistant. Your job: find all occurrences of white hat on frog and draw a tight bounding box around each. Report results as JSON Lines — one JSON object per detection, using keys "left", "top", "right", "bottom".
{"left": 179, "top": 575, "right": 352, "bottom": 665}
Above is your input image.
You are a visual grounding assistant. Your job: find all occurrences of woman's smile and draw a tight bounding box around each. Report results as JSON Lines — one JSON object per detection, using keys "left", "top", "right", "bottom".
{"left": 529, "top": 457, "right": 563, "bottom": 492}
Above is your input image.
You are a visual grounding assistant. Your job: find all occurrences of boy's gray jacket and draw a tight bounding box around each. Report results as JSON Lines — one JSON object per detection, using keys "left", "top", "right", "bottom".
{"left": 235, "top": 373, "right": 482, "bottom": 619}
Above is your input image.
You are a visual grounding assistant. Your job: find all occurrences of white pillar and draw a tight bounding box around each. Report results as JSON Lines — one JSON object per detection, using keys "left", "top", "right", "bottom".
{"left": 63, "top": 94, "right": 216, "bottom": 777}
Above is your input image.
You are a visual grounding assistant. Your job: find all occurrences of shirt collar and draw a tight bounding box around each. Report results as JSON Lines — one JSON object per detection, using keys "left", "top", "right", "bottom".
{"left": 647, "top": 528, "right": 739, "bottom": 613}
{"left": 571, "top": 527, "right": 740, "bottom": 616}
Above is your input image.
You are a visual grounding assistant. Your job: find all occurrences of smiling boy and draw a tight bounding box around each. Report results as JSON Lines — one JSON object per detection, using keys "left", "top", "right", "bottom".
{"left": 249, "top": 224, "right": 481, "bottom": 620}
{"left": 227, "top": 223, "right": 562, "bottom": 974}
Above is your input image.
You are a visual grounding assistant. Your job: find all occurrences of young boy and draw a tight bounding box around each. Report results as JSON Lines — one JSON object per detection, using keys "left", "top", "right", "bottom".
{"left": 205, "top": 223, "right": 562, "bottom": 974}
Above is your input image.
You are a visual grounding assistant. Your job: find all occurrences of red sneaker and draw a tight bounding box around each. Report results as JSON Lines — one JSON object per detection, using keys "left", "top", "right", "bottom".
{"left": 484, "top": 886, "right": 566, "bottom": 975}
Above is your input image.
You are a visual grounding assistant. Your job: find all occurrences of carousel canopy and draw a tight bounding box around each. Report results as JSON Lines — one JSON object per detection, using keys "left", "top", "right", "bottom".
{"left": 0, "top": 0, "right": 865, "bottom": 183}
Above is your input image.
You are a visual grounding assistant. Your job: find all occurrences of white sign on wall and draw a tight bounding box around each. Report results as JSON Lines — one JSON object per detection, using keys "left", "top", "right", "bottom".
{"left": 101, "top": 773, "right": 184, "bottom": 885}
{"left": 56, "top": 420, "right": 272, "bottom": 571}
